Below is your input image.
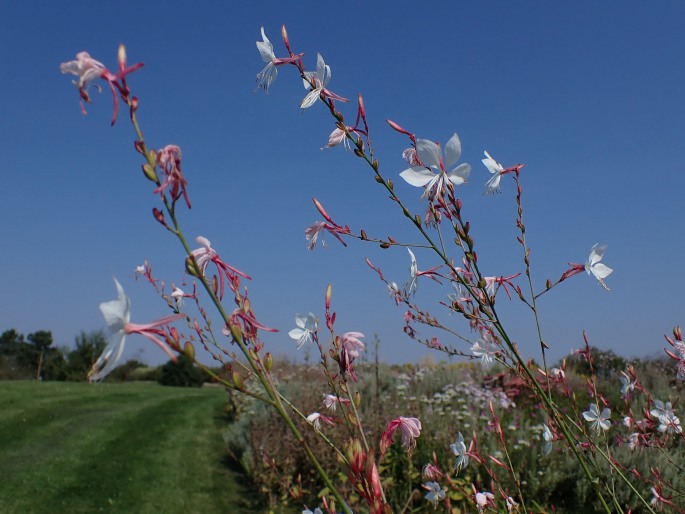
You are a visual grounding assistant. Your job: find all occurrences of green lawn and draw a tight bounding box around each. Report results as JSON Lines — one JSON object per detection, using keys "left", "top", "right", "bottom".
{"left": 0, "top": 381, "right": 252, "bottom": 514}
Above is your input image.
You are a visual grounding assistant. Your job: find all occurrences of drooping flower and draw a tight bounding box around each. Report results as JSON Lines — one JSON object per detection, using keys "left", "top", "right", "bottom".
{"left": 306, "top": 412, "right": 334, "bottom": 431}
{"left": 380, "top": 416, "right": 422, "bottom": 455}
{"left": 171, "top": 286, "right": 186, "bottom": 307}
{"left": 288, "top": 313, "right": 318, "bottom": 349}
{"left": 255, "top": 26, "right": 303, "bottom": 92}
{"left": 619, "top": 371, "right": 636, "bottom": 398}
{"left": 189, "top": 236, "right": 251, "bottom": 300}
{"left": 585, "top": 243, "right": 613, "bottom": 290}
{"left": 583, "top": 403, "right": 611, "bottom": 432}
{"left": 424, "top": 481, "right": 446, "bottom": 506}
{"left": 450, "top": 432, "right": 469, "bottom": 472}
{"left": 153, "top": 145, "right": 191, "bottom": 209}
{"left": 399, "top": 133, "right": 471, "bottom": 201}
{"left": 89, "top": 277, "right": 183, "bottom": 381}
{"left": 300, "top": 53, "right": 348, "bottom": 109}
{"left": 482, "top": 150, "right": 504, "bottom": 194}
{"left": 323, "top": 393, "right": 350, "bottom": 412}
{"left": 60, "top": 52, "right": 106, "bottom": 109}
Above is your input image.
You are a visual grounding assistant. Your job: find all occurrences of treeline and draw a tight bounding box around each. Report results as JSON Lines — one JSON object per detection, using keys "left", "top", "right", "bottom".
{"left": 0, "top": 328, "right": 206, "bottom": 386}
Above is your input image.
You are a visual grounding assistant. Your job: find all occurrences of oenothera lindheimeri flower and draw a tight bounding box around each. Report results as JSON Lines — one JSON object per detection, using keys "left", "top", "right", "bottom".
{"left": 541, "top": 424, "right": 554, "bottom": 455}
{"left": 89, "top": 277, "right": 183, "bottom": 382}
{"left": 322, "top": 393, "right": 350, "bottom": 412}
{"left": 153, "top": 145, "right": 191, "bottom": 209}
{"left": 560, "top": 243, "right": 613, "bottom": 290}
{"left": 582, "top": 403, "right": 611, "bottom": 432}
{"left": 474, "top": 490, "right": 495, "bottom": 512}
{"left": 302, "top": 508, "right": 323, "bottom": 514}
{"left": 339, "top": 331, "right": 365, "bottom": 379}
{"left": 300, "top": 53, "right": 348, "bottom": 109}
{"left": 585, "top": 243, "right": 613, "bottom": 289}
{"left": 399, "top": 133, "right": 471, "bottom": 201}
{"left": 306, "top": 412, "right": 335, "bottom": 431}
{"left": 404, "top": 248, "right": 442, "bottom": 296}
{"left": 305, "top": 199, "right": 351, "bottom": 250}
{"left": 482, "top": 150, "right": 504, "bottom": 194}
{"left": 255, "top": 26, "right": 303, "bottom": 93}
{"left": 423, "top": 481, "right": 446, "bottom": 506}
{"left": 650, "top": 400, "right": 683, "bottom": 434}
{"left": 60, "top": 45, "right": 143, "bottom": 124}
{"left": 471, "top": 339, "right": 496, "bottom": 368}
{"left": 380, "top": 416, "right": 422, "bottom": 456}
{"left": 189, "top": 236, "right": 251, "bottom": 300}
{"left": 450, "top": 432, "right": 469, "bottom": 472}
{"left": 288, "top": 313, "right": 318, "bottom": 349}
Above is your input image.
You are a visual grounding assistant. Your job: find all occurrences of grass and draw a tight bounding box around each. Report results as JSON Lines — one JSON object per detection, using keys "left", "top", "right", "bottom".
{"left": 0, "top": 381, "right": 253, "bottom": 514}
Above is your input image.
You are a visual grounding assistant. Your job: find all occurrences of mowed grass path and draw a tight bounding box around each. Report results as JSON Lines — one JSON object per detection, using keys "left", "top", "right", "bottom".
{"left": 0, "top": 381, "right": 251, "bottom": 514}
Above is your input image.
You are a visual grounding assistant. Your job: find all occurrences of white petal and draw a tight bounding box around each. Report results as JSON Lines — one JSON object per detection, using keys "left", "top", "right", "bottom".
{"left": 591, "top": 263, "right": 613, "bottom": 280}
{"left": 99, "top": 277, "right": 130, "bottom": 330}
{"left": 448, "top": 163, "right": 471, "bottom": 185}
{"left": 484, "top": 173, "right": 501, "bottom": 194}
{"left": 288, "top": 328, "right": 306, "bottom": 340}
{"left": 256, "top": 41, "right": 274, "bottom": 63}
{"left": 399, "top": 167, "right": 436, "bottom": 187}
{"left": 89, "top": 331, "right": 127, "bottom": 381}
{"left": 300, "top": 88, "right": 321, "bottom": 109}
{"left": 415, "top": 139, "right": 442, "bottom": 169}
{"left": 588, "top": 244, "right": 607, "bottom": 266}
{"left": 482, "top": 151, "right": 503, "bottom": 174}
{"left": 444, "top": 133, "right": 462, "bottom": 168}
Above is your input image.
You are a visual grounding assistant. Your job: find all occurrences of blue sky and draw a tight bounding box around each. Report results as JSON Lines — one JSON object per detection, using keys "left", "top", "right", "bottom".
{"left": 1, "top": 1, "right": 684, "bottom": 367}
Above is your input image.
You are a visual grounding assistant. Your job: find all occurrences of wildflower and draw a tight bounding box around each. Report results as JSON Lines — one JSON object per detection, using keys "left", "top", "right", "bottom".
{"left": 60, "top": 51, "right": 106, "bottom": 109}
{"left": 321, "top": 126, "right": 353, "bottom": 150}
{"left": 585, "top": 243, "right": 613, "bottom": 290}
{"left": 627, "top": 432, "right": 640, "bottom": 450}
{"left": 482, "top": 151, "right": 504, "bottom": 194}
{"left": 650, "top": 400, "right": 682, "bottom": 434}
{"left": 471, "top": 339, "right": 496, "bottom": 368}
{"left": 404, "top": 248, "right": 442, "bottom": 296}
{"left": 302, "top": 507, "right": 323, "bottom": 514}
{"left": 582, "top": 403, "right": 611, "bottom": 432}
{"left": 474, "top": 491, "right": 495, "bottom": 512}
{"left": 619, "top": 371, "right": 636, "bottom": 398}
{"left": 399, "top": 133, "right": 471, "bottom": 201}
{"left": 422, "top": 463, "right": 443, "bottom": 481}
{"left": 323, "top": 393, "right": 350, "bottom": 412}
{"left": 171, "top": 286, "right": 186, "bottom": 307}
{"left": 541, "top": 424, "right": 553, "bottom": 455}
{"left": 153, "top": 145, "right": 190, "bottom": 209}
{"left": 306, "top": 412, "right": 334, "bottom": 431}
{"left": 482, "top": 273, "right": 521, "bottom": 300}
{"left": 380, "top": 416, "right": 422, "bottom": 455}
{"left": 189, "top": 236, "right": 251, "bottom": 300}
{"left": 300, "top": 53, "right": 348, "bottom": 109}
{"left": 305, "top": 220, "right": 351, "bottom": 250}
{"left": 388, "top": 282, "right": 402, "bottom": 305}
{"left": 450, "top": 432, "right": 469, "bottom": 471}
{"left": 255, "top": 26, "right": 303, "bottom": 92}
{"left": 506, "top": 496, "right": 519, "bottom": 513}
{"left": 339, "top": 331, "right": 365, "bottom": 379}
{"left": 89, "top": 278, "right": 183, "bottom": 381}
{"left": 424, "top": 481, "right": 446, "bottom": 506}
{"left": 550, "top": 368, "right": 565, "bottom": 380}
{"left": 288, "top": 313, "right": 318, "bottom": 349}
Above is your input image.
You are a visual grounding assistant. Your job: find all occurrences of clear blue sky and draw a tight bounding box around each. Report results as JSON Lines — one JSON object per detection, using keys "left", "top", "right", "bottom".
{"left": 2, "top": 1, "right": 684, "bottom": 366}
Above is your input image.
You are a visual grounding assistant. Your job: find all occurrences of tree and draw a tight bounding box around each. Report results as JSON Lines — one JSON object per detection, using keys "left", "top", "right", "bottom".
{"left": 157, "top": 355, "right": 205, "bottom": 387}
{"left": 66, "top": 330, "right": 108, "bottom": 381}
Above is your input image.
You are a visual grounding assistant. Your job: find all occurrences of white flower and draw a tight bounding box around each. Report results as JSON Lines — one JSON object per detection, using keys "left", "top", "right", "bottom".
{"left": 288, "top": 313, "right": 318, "bottom": 349}
{"left": 450, "top": 432, "right": 469, "bottom": 472}
{"left": 619, "top": 371, "right": 635, "bottom": 397}
{"left": 89, "top": 277, "right": 130, "bottom": 382}
{"left": 300, "top": 53, "right": 346, "bottom": 109}
{"left": 406, "top": 248, "right": 418, "bottom": 296}
{"left": 399, "top": 133, "right": 471, "bottom": 200}
{"left": 471, "top": 339, "right": 495, "bottom": 368}
{"left": 424, "top": 481, "right": 446, "bottom": 506}
{"left": 585, "top": 243, "right": 613, "bottom": 290}
{"left": 651, "top": 400, "right": 682, "bottom": 434}
{"left": 541, "top": 424, "right": 553, "bottom": 455}
{"left": 255, "top": 27, "right": 278, "bottom": 91}
{"left": 306, "top": 412, "right": 322, "bottom": 430}
{"left": 583, "top": 403, "right": 611, "bottom": 432}
{"left": 171, "top": 286, "right": 185, "bottom": 307}
{"left": 475, "top": 491, "right": 495, "bottom": 511}
{"left": 302, "top": 508, "right": 323, "bottom": 514}
{"left": 482, "top": 150, "right": 504, "bottom": 194}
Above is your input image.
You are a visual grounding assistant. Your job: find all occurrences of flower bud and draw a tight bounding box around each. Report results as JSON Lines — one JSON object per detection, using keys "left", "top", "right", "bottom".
{"left": 118, "top": 44, "right": 127, "bottom": 69}
{"left": 142, "top": 163, "right": 157, "bottom": 182}
{"left": 183, "top": 341, "right": 195, "bottom": 359}
{"left": 674, "top": 326, "right": 682, "bottom": 341}
{"left": 232, "top": 371, "right": 244, "bottom": 390}
{"left": 264, "top": 352, "right": 273, "bottom": 372}
{"left": 353, "top": 391, "right": 361, "bottom": 408}
{"left": 185, "top": 256, "right": 201, "bottom": 277}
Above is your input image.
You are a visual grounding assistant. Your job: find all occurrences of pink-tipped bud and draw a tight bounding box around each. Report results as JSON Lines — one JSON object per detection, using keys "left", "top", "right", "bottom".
{"left": 386, "top": 119, "right": 413, "bottom": 138}
{"left": 118, "top": 44, "right": 127, "bottom": 70}
{"left": 674, "top": 326, "right": 682, "bottom": 341}
{"left": 313, "top": 197, "right": 334, "bottom": 223}
{"left": 325, "top": 283, "right": 332, "bottom": 310}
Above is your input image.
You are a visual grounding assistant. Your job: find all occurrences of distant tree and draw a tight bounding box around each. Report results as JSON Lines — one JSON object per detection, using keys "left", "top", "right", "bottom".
{"left": 157, "top": 355, "right": 205, "bottom": 387}
{"left": 66, "top": 330, "right": 108, "bottom": 381}
{"left": 0, "top": 329, "right": 25, "bottom": 355}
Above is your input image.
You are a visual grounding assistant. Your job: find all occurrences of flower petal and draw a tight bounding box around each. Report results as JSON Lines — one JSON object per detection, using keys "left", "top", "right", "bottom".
{"left": 447, "top": 163, "right": 471, "bottom": 185}
{"left": 415, "top": 139, "right": 441, "bottom": 169}
{"left": 400, "top": 167, "right": 436, "bottom": 187}
{"left": 99, "top": 277, "right": 130, "bottom": 330}
{"left": 444, "top": 133, "right": 462, "bottom": 168}
{"left": 300, "top": 88, "right": 321, "bottom": 109}
{"left": 591, "top": 263, "right": 613, "bottom": 280}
